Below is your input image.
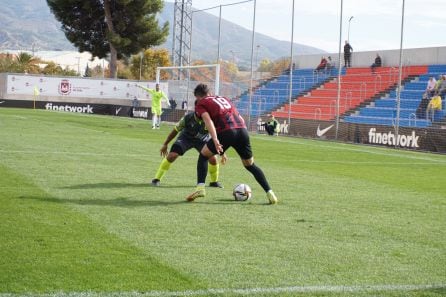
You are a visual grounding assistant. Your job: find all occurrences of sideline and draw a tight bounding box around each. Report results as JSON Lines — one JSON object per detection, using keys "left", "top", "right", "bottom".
{"left": 0, "top": 284, "right": 445, "bottom": 297}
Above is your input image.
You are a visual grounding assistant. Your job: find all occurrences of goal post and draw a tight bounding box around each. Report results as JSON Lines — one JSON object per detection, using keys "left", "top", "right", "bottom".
{"left": 156, "top": 64, "right": 220, "bottom": 94}
{"left": 156, "top": 64, "right": 220, "bottom": 111}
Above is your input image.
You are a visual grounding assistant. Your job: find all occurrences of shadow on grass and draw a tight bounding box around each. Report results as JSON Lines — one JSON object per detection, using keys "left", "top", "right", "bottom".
{"left": 20, "top": 195, "right": 267, "bottom": 207}
{"left": 61, "top": 182, "right": 191, "bottom": 189}
{"left": 21, "top": 195, "right": 188, "bottom": 207}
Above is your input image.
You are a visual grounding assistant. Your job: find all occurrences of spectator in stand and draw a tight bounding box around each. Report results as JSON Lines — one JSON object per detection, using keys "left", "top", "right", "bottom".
{"left": 263, "top": 115, "right": 279, "bottom": 136}
{"left": 416, "top": 91, "right": 431, "bottom": 119}
{"left": 343, "top": 40, "right": 353, "bottom": 68}
{"left": 426, "top": 91, "right": 443, "bottom": 120}
{"left": 370, "top": 53, "right": 382, "bottom": 73}
{"left": 426, "top": 76, "right": 437, "bottom": 97}
{"left": 326, "top": 56, "right": 334, "bottom": 71}
{"left": 438, "top": 75, "right": 446, "bottom": 96}
{"left": 434, "top": 75, "right": 443, "bottom": 92}
{"left": 315, "top": 56, "right": 328, "bottom": 72}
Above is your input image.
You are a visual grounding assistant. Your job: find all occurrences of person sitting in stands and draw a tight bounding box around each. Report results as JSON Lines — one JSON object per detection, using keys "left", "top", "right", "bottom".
{"left": 426, "top": 76, "right": 437, "bottom": 97}
{"left": 263, "top": 115, "right": 279, "bottom": 136}
{"left": 315, "top": 56, "right": 328, "bottom": 72}
{"left": 416, "top": 91, "right": 431, "bottom": 119}
{"left": 438, "top": 75, "right": 446, "bottom": 96}
{"left": 370, "top": 53, "right": 382, "bottom": 73}
{"left": 426, "top": 91, "right": 442, "bottom": 120}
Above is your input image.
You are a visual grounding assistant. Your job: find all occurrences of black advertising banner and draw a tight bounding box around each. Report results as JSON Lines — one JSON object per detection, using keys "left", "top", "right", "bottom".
{"left": 0, "top": 99, "right": 149, "bottom": 119}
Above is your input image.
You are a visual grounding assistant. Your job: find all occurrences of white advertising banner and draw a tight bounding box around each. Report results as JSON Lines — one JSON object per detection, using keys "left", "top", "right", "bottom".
{"left": 6, "top": 74, "right": 168, "bottom": 101}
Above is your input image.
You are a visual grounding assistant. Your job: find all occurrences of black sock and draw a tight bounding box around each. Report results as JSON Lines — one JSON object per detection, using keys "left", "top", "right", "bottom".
{"left": 245, "top": 163, "right": 271, "bottom": 192}
{"left": 197, "top": 153, "right": 208, "bottom": 184}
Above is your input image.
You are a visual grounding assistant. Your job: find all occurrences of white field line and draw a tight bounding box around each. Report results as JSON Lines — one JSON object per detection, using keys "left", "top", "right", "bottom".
{"left": 253, "top": 135, "right": 446, "bottom": 164}
{"left": 0, "top": 149, "right": 445, "bottom": 166}
{"left": 0, "top": 284, "right": 445, "bottom": 297}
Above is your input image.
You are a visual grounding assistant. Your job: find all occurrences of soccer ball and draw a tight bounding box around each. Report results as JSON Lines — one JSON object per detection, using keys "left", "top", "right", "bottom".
{"left": 233, "top": 184, "right": 252, "bottom": 201}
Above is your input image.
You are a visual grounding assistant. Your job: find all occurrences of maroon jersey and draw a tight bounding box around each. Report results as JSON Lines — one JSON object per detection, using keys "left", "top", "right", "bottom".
{"left": 195, "top": 96, "right": 246, "bottom": 133}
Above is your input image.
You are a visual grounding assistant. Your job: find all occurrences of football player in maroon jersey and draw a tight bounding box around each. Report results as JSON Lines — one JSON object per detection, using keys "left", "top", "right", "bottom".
{"left": 186, "top": 83, "right": 278, "bottom": 205}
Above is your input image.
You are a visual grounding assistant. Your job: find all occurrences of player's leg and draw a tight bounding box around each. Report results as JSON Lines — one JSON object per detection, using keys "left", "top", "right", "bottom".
{"left": 156, "top": 111, "right": 161, "bottom": 128}
{"left": 186, "top": 142, "right": 215, "bottom": 201}
{"left": 194, "top": 138, "right": 223, "bottom": 188}
{"left": 152, "top": 137, "right": 190, "bottom": 186}
{"left": 152, "top": 112, "right": 157, "bottom": 129}
{"left": 152, "top": 152, "right": 178, "bottom": 186}
{"left": 208, "top": 155, "right": 223, "bottom": 188}
{"left": 233, "top": 129, "right": 278, "bottom": 204}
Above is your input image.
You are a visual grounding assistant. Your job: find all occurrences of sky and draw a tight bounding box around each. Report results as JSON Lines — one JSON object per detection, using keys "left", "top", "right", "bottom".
{"left": 189, "top": 0, "right": 446, "bottom": 53}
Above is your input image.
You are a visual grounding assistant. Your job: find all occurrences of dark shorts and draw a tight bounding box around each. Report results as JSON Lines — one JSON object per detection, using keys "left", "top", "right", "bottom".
{"left": 206, "top": 128, "right": 253, "bottom": 160}
{"left": 170, "top": 134, "right": 210, "bottom": 156}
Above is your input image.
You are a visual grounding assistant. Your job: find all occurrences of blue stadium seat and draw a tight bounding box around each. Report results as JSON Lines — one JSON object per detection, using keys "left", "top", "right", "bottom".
{"left": 235, "top": 68, "right": 337, "bottom": 117}
{"left": 344, "top": 64, "right": 446, "bottom": 127}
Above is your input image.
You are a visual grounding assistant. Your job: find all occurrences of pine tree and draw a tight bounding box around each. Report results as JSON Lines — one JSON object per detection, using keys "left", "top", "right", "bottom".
{"left": 47, "top": 0, "right": 169, "bottom": 78}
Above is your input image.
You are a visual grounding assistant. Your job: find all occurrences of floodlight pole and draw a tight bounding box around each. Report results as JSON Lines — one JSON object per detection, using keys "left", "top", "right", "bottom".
{"left": 247, "top": 0, "right": 256, "bottom": 129}
{"left": 288, "top": 0, "right": 295, "bottom": 127}
{"left": 335, "top": 0, "right": 344, "bottom": 140}
{"left": 395, "top": 0, "right": 405, "bottom": 146}
{"left": 347, "top": 16, "right": 354, "bottom": 42}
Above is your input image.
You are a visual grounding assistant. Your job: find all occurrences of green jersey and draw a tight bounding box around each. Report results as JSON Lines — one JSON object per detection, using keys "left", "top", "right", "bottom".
{"left": 175, "top": 112, "right": 208, "bottom": 141}
{"left": 139, "top": 85, "right": 169, "bottom": 115}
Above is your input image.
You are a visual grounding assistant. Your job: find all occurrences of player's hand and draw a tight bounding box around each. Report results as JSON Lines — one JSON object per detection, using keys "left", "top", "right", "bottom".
{"left": 220, "top": 153, "right": 227, "bottom": 165}
{"left": 160, "top": 144, "right": 168, "bottom": 157}
{"left": 214, "top": 139, "right": 223, "bottom": 155}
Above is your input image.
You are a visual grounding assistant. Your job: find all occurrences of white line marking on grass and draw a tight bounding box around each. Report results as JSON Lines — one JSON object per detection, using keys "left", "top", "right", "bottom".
{"left": 1, "top": 284, "right": 445, "bottom": 297}
{"left": 253, "top": 135, "right": 446, "bottom": 164}
{"left": 1, "top": 149, "right": 445, "bottom": 167}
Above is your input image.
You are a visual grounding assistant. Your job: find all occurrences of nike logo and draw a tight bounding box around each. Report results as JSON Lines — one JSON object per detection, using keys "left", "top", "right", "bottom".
{"left": 115, "top": 107, "right": 122, "bottom": 115}
{"left": 0, "top": 101, "right": 4, "bottom": 104}
{"left": 316, "top": 124, "right": 334, "bottom": 137}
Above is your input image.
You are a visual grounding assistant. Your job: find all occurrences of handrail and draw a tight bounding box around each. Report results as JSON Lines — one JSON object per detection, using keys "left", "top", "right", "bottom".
{"left": 345, "top": 91, "right": 352, "bottom": 109}
{"left": 409, "top": 113, "right": 417, "bottom": 127}
{"left": 360, "top": 82, "right": 367, "bottom": 101}
{"left": 329, "top": 99, "right": 336, "bottom": 117}
{"left": 314, "top": 108, "right": 321, "bottom": 120}
{"left": 374, "top": 74, "right": 382, "bottom": 92}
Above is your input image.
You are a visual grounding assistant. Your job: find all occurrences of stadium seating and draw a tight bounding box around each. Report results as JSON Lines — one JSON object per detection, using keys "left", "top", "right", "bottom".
{"left": 272, "top": 66, "right": 427, "bottom": 121}
{"left": 344, "top": 64, "right": 446, "bottom": 128}
{"left": 235, "top": 67, "right": 337, "bottom": 117}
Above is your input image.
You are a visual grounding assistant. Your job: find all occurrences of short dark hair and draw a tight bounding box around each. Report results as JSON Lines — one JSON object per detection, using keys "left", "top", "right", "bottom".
{"left": 194, "top": 83, "right": 209, "bottom": 97}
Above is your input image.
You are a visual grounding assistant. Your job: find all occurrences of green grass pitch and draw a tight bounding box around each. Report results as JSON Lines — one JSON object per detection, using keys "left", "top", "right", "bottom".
{"left": 0, "top": 108, "right": 445, "bottom": 297}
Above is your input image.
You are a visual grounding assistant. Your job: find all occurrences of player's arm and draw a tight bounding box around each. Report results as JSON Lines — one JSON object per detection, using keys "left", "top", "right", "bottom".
{"left": 201, "top": 111, "right": 223, "bottom": 154}
{"left": 162, "top": 91, "right": 171, "bottom": 107}
{"left": 136, "top": 84, "right": 152, "bottom": 93}
{"left": 160, "top": 129, "right": 178, "bottom": 157}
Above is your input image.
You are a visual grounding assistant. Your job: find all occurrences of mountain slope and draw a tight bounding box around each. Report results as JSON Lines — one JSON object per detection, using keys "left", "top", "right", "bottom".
{"left": 0, "top": 0, "right": 324, "bottom": 65}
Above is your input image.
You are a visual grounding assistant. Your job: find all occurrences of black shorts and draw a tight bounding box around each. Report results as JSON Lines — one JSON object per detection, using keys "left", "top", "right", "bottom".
{"left": 170, "top": 134, "right": 210, "bottom": 156}
{"left": 206, "top": 128, "right": 252, "bottom": 160}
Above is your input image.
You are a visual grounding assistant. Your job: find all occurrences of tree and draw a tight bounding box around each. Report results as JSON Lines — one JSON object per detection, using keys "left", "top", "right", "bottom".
{"left": 47, "top": 0, "right": 169, "bottom": 79}
{"left": 15, "top": 52, "right": 40, "bottom": 74}
{"left": 258, "top": 58, "right": 273, "bottom": 73}
{"left": 130, "top": 48, "right": 170, "bottom": 80}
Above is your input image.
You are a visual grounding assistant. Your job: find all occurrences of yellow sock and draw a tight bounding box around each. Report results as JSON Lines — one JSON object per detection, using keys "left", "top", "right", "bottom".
{"left": 208, "top": 163, "right": 219, "bottom": 182}
{"left": 154, "top": 158, "right": 172, "bottom": 180}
